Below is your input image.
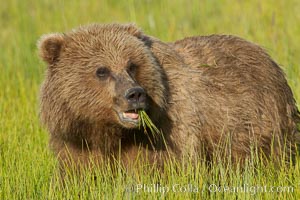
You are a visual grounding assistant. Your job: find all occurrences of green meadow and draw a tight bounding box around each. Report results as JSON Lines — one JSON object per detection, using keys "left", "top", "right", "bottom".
{"left": 0, "top": 0, "right": 299, "bottom": 199}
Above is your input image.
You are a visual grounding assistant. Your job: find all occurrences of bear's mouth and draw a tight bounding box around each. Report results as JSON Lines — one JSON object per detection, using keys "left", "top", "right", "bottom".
{"left": 118, "top": 109, "right": 141, "bottom": 124}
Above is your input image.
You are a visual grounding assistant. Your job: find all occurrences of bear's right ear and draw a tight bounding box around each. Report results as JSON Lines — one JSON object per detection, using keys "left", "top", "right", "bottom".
{"left": 120, "top": 24, "right": 153, "bottom": 47}
{"left": 37, "top": 33, "right": 64, "bottom": 65}
{"left": 121, "top": 24, "right": 142, "bottom": 37}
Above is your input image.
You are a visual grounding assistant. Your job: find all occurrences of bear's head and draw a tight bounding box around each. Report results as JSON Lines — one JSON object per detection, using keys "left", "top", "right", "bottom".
{"left": 38, "top": 24, "right": 167, "bottom": 132}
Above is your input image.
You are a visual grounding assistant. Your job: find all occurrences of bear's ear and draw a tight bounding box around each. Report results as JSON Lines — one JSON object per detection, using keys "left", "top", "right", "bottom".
{"left": 121, "top": 24, "right": 143, "bottom": 37}
{"left": 37, "top": 33, "right": 64, "bottom": 65}
{"left": 121, "top": 24, "right": 153, "bottom": 47}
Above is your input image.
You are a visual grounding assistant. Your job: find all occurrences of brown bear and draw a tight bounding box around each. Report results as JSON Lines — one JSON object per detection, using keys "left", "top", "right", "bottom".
{"left": 38, "top": 23, "right": 299, "bottom": 171}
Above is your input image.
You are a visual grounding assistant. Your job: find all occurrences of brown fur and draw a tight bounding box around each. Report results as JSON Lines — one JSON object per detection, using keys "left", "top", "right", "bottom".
{"left": 38, "top": 23, "right": 300, "bottom": 170}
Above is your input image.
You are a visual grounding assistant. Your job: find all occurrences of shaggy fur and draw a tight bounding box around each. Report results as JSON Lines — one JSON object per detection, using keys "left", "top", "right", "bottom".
{"left": 38, "top": 23, "right": 300, "bottom": 170}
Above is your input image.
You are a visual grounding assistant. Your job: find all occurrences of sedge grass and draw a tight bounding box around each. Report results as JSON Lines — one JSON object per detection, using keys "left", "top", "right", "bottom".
{"left": 138, "top": 110, "right": 161, "bottom": 139}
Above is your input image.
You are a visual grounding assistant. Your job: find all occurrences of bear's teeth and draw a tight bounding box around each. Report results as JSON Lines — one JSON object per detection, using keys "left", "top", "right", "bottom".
{"left": 123, "top": 112, "right": 139, "bottom": 120}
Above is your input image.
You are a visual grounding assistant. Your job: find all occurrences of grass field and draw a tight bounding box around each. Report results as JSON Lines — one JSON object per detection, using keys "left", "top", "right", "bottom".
{"left": 1, "top": 0, "right": 300, "bottom": 199}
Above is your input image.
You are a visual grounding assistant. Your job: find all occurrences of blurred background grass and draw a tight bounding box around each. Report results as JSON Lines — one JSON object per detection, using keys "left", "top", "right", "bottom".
{"left": 0, "top": 0, "right": 299, "bottom": 199}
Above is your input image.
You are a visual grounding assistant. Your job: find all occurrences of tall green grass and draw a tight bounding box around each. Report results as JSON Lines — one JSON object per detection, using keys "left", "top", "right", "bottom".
{"left": 0, "top": 0, "right": 300, "bottom": 199}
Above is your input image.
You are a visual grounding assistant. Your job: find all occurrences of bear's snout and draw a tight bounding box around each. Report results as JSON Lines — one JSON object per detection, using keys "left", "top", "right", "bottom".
{"left": 125, "top": 87, "right": 146, "bottom": 107}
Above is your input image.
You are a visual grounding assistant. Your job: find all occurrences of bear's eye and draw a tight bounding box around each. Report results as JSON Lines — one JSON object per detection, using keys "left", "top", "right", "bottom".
{"left": 96, "top": 67, "right": 110, "bottom": 79}
{"left": 127, "top": 63, "right": 137, "bottom": 75}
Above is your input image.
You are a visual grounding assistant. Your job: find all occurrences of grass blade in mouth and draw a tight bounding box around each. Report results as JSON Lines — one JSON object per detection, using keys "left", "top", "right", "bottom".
{"left": 138, "top": 110, "right": 161, "bottom": 139}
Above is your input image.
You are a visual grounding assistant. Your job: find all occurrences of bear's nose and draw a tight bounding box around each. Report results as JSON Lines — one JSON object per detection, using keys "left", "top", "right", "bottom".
{"left": 125, "top": 87, "right": 146, "bottom": 104}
